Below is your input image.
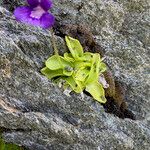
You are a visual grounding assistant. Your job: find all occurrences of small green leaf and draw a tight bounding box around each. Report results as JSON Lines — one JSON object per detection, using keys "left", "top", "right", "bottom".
{"left": 81, "top": 52, "right": 94, "bottom": 62}
{"left": 45, "top": 55, "right": 73, "bottom": 70}
{"left": 63, "top": 66, "right": 73, "bottom": 76}
{"left": 85, "top": 82, "right": 107, "bottom": 103}
{"left": 65, "top": 36, "right": 83, "bottom": 59}
{"left": 41, "top": 67, "right": 64, "bottom": 79}
{"left": 63, "top": 76, "right": 83, "bottom": 93}
{"left": 85, "top": 53, "right": 100, "bottom": 84}
{"left": 74, "top": 61, "right": 91, "bottom": 70}
{"left": 74, "top": 67, "right": 89, "bottom": 82}
{"left": 99, "top": 62, "right": 107, "bottom": 73}
{"left": 64, "top": 52, "right": 75, "bottom": 62}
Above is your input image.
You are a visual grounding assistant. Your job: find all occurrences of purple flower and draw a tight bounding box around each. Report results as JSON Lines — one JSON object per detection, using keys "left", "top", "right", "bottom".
{"left": 14, "top": 0, "right": 55, "bottom": 29}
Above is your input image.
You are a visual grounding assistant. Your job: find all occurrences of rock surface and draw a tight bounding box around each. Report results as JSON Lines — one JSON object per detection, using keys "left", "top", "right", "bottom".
{"left": 0, "top": 0, "right": 150, "bottom": 150}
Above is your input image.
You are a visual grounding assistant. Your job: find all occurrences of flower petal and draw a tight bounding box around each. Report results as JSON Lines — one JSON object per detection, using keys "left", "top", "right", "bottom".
{"left": 14, "top": 6, "right": 41, "bottom": 27}
{"left": 27, "top": 0, "right": 39, "bottom": 8}
{"left": 14, "top": 6, "right": 54, "bottom": 29}
{"left": 14, "top": 6, "right": 32, "bottom": 23}
{"left": 40, "top": 12, "right": 55, "bottom": 29}
{"left": 40, "top": 0, "right": 53, "bottom": 11}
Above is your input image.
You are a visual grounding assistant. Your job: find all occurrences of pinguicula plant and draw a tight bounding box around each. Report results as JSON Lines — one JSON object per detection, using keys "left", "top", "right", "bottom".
{"left": 14, "top": 0, "right": 109, "bottom": 103}
{"left": 41, "top": 36, "right": 108, "bottom": 103}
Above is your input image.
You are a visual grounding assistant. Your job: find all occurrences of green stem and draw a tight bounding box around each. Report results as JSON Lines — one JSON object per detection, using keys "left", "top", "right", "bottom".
{"left": 50, "top": 28, "right": 63, "bottom": 67}
{"left": 50, "top": 28, "right": 59, "bottom": 56}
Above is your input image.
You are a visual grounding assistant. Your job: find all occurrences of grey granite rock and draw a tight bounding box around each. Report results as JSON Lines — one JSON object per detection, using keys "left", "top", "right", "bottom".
{"left": 0, "top": 0, "right": 150, "bottom": 150}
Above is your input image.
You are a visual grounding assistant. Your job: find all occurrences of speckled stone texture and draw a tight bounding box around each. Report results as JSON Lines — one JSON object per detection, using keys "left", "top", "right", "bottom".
{"left": 0, "top": 0, "right": 150, "bottom": 150}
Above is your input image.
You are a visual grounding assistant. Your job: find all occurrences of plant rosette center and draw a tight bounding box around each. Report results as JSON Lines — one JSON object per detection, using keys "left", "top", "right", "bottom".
{"left": 41, "top": 36, "right": 108, "bottom": 103}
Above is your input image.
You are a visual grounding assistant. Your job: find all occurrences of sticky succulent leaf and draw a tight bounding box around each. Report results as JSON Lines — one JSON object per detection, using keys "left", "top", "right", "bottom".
{"left": 63, "top": 66, "right": 73, "bottom": 76}
{"left": 99, "top": 62, "right": 107, "bottom": 73}
{"left": 74, "top": 61, "right": 91, "bottom": 70}
{"left": 81, "top": 52, "right": 94, "bottom": 62}
{"left": 74, "top": 67, "right": 89, "bottom": 82}
{"left": 64, "top": 52, "right": 75, "bottom": 62}
{"left": 41, "top": 67, "right": 64, "bottom": 79}
{"left": 72, "top": 52, "right": 94, "bottom": 62}
{"left": 65, "top": 36, "right": 83, "bottom": 59}
{"left": 62, "top": 76, "right": 83, "bottom": 93}
{"left": 46, "top": 55, "right": 73, "bottom": 70}
{"left": 85, "top": 53, "right": 100, "bottom": 84}
{"left": 85, "top": 82, "right": 107, "bottom": 103}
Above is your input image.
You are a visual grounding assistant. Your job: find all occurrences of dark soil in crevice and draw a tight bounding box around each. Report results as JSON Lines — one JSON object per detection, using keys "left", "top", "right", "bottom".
{"left": 83, "top": 91, "right": 136, "bottom": 120}
{"left": 102, "top": 97, "right": 136, "bottom": 120}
